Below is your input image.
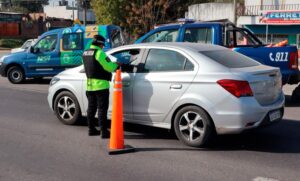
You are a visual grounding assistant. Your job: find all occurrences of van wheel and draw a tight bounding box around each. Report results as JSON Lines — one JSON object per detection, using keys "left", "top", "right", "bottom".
{"left": 7, "top": 66, "right": 25, "bottom": 84}
{"left": 174, "top": 106, "right": 214, "bottom": 147}
{"left": 54, "top": 91, "right": 81, "bottom": 125}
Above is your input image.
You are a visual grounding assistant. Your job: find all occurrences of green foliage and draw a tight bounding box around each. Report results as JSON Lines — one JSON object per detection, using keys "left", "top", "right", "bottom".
{"left": 90, "top": 0, "right": 244, "bottom": 39}
{"left": 0, "top": 0, "right": 48, "bottom": 13}
{"left": 91, "top": 0, "right": 125, "bottom": 25}
{"left": 0, "top": 39, "right": 25, "bottom": 48}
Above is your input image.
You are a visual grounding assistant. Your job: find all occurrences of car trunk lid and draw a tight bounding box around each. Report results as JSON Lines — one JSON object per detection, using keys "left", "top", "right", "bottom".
{"left": 231, "top": 65, "right": 282, "bottom": 106}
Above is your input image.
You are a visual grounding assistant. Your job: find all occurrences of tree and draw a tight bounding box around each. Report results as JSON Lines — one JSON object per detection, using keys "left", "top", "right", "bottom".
{"left": 91, "top": 0, "right": 178, "bottom": 39}
{"left": 15, "top": 0, "right": 49, "bottom": 12}
{"left": 90, "top": 0, "right": 244, "bottom": 40}
{"left": 0, "top": 0, "right": 49, "bottom": 13}
{"left": 90, "top": 0, "right": 125, "bottom": 25}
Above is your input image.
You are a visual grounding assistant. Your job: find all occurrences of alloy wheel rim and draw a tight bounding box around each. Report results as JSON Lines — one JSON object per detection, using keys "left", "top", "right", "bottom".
{"left": 57, "top": 96, "right": 76, "bottom": 121}
{"left": 179, "top": 111, "right": 205, "bottom": 142}
{"left": 12, "top": 71, "right": 21, "bottom": 80}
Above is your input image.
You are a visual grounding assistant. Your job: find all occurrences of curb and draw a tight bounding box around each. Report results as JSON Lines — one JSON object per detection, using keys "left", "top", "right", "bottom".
{"left": 0, "top": 48, "right": 11, "bottom": 52}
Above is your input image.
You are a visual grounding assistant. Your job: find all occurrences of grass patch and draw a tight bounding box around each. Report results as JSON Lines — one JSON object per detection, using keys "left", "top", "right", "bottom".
{"left": 0, "top": 39, "right": 25, "bottom": 48}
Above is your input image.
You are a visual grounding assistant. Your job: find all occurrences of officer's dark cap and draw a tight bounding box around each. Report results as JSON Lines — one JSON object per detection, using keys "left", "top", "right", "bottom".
{"left": 92, "top": 35, "right": 105, "bottom": 46}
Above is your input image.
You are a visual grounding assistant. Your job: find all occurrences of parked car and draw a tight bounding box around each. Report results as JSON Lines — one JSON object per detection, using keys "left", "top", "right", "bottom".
{"left": 47, "top": 43, "right": 284, "bottom": 147}
{"left": 0, "top": 24, "right": 125, "bottom": 84}
{"left": 135, "top": 20, "right": 299, "bottom": 87}
{"left": 11, "top": 39, "right": 37, "bottom": 53}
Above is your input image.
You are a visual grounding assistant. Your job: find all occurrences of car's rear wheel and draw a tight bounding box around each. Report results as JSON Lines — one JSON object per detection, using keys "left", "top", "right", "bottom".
{"left": 291, "top": 84, "right": 300, "bottom": 101}
{"left": 54, "top": 91, "right": 81, "bottom": 125}
{"left": 7, "top": 66, "right": 25, "bottom": 84}
{"left": 174, "top": 106, "right": 214, "bottom": 147}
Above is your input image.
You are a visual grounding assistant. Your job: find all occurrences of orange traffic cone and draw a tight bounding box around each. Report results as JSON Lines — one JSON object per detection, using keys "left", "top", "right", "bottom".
{"left": 265, "top": 44, "right": 273, "bottom": 47}
{"left": 108, "top": 69, "right": 134, "bottom": 155}
{"left": 274, "top": 40, "right": 288, "bottom": 47}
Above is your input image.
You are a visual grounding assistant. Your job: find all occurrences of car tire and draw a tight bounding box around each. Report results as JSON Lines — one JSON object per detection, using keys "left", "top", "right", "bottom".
{"left": 54, "top": 91, "right": 81, "bottom": 125}
{"left": 7, "top": 66, "right": 25, "bottom": 84}
{"left": 291, "top": 84, "right": 300, "bottom": 101}
{"left": 174, "top": 106, "right": 214, "bottom": 147}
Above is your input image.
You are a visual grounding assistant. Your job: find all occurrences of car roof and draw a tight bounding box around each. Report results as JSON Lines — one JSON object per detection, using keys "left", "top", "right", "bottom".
{"left": 156, "top": 22, "right": 223, "bottom": 28}
{"left": 109, "top": 42, "right": 226, "bottom": 53}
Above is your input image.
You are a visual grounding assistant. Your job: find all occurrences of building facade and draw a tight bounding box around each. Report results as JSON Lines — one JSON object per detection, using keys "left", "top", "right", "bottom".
{"left": 0, "top": 12, "right": 23, "bottom": 37}
{"left": 186, "top": 3, "right": 235, "bottom": 23}
{"left": 238, "top": 0, "right": 300, "bottom": 48}
{"left": 43, "top": 3, "right": 96, "bottom": 24}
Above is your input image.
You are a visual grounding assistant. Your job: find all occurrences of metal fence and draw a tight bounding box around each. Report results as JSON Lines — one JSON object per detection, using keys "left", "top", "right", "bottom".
{"left": 242, "top": 4, "right": 300, "bottom": 16}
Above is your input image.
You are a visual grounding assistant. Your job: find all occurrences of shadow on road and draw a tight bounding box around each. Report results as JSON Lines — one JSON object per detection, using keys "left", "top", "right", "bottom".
{"left": 203, "top": 119, "right": 300, "bottom": 153}
{"left": 21, "top": 78, "right": 51, "bottom": 85}
{"left": 122, "top": 119, "right": 300, "bottom": 153}
{"left": 124, "top": 123, "right": 176, "bottom": 140}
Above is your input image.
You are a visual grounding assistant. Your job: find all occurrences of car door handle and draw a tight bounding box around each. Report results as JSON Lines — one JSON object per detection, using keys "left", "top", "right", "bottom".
{"left": 170, "top": 84, "right": 182, "bottom": 89}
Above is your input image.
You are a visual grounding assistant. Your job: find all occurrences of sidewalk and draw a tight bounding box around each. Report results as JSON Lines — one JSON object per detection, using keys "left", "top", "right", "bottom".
{"left": 0, "top": 47, "right": 10, "bottom": 51}
{"left": 0, "top": 48, "right": 10, "bottom": 54}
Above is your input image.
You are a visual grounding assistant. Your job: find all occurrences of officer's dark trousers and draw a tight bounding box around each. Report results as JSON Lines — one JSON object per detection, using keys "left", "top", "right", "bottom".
{"left": 86, "top": 89, "right": 109, "bottom": 130}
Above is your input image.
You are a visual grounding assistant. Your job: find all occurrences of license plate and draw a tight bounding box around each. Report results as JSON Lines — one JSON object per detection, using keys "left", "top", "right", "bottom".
{"left": 269, "top": 110, "right": 281, "bottom": 122}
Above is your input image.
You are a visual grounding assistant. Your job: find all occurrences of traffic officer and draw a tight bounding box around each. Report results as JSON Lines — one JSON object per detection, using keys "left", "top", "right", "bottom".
{"left": 82, "top": 35, "right": 119, "bottom": 138}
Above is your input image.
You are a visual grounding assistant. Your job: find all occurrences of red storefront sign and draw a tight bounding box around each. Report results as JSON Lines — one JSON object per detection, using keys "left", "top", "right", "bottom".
{"left": 260, "top": 10, "right": 300, "bottom": 24}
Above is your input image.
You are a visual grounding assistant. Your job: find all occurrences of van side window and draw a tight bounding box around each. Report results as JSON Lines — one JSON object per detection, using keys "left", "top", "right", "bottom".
{"left": 62, "top": 33, "right": 83, "bottom": 51}
{"left": 142, "top": 29, "right": 178, "bottom": 43}
{"left": 35, "top": 34, "right": 57, "bottom": 53}
{"left": 184, "top": 28, "right": 212, "bottom": 44}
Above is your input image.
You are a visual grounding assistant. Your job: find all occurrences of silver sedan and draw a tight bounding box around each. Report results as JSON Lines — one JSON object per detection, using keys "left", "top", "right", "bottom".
{"left": 47, "top": 43, "right": 284, "bottom": 147}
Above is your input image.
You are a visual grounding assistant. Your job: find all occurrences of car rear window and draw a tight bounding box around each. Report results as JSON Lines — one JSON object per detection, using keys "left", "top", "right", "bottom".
{"left": 201, "top": 50, "right": 260, "bottom": 68}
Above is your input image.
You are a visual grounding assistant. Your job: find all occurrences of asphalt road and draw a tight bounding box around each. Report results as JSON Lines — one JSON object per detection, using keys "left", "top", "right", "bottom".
{"left": 1, "top": 51, "right": 300, "bottom": 181}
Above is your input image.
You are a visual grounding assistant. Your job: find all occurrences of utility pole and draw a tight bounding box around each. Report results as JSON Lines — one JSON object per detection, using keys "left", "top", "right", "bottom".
{"left": 233, "top": 0, "right": 237, "bottom": 25}
{"left": 72, "top": 1, "right": 74, "bottom": 21}
{"left": 83, "top": 0, "right": 87, "bottom": 25}
{"left": 76, "top": 0, "right": 79, "bottom": 21}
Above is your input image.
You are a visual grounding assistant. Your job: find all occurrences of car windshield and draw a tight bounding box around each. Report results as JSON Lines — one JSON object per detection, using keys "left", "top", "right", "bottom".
{"left": 201, "top": 50, "right": 260, "bottom": 68}
{"left": 21, "top": 40, "right": 32, "bottom": 49}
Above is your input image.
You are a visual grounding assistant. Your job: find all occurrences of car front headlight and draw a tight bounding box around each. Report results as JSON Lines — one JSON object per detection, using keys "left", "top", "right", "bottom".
{"left": 0, "top": 55, "right": 8, "bottom": 65}
{"left": 50, "top": 77, "right": 60, "bottom": 86}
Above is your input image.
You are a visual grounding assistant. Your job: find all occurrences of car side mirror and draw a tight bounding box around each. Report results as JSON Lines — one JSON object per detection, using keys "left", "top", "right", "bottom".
{"left": 30, "top": 47, "right": 40, "bottom": 54}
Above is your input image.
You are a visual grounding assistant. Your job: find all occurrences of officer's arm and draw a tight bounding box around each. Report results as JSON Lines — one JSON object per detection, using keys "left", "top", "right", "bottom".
{"left": 95, "top": 50, "right": 118, "bottom": 72}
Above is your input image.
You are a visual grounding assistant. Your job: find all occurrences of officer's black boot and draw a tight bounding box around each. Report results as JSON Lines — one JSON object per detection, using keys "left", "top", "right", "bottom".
{"left": 100, "top": 127, "right": 110, "bottom": 139}
{"left": 89, "top": 128, "right": 100, "bottom": 136}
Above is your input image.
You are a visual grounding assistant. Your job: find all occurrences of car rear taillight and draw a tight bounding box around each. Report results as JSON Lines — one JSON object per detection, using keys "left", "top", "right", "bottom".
{"left": 217, "top": 79, "right": 253, "bottom": 98}
{"left": 289, "top": 52, "right": 298, "bottom": 70}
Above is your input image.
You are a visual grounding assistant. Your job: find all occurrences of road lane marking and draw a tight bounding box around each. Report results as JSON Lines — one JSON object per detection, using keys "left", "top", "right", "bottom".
{"left": 253, "top": 177, "right": 279, "bottom": 181}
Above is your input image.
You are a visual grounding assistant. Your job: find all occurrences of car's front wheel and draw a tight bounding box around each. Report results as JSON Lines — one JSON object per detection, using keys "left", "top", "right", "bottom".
{"left": 7, "top": 66, "right": 25, "bottom": 84}
{"left": 174, "top": 106, "right": 214, "bottom": 147}
{"left": 54, "top": 91, "right": 81, "bottom": 125}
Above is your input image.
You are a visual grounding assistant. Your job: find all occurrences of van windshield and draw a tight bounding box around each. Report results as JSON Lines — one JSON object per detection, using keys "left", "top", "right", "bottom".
{"left": 142, "top": 29, "right": 179, "bottom": 43}
{"left": 201, "top": 50, "right": 260, "bottom": 68}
